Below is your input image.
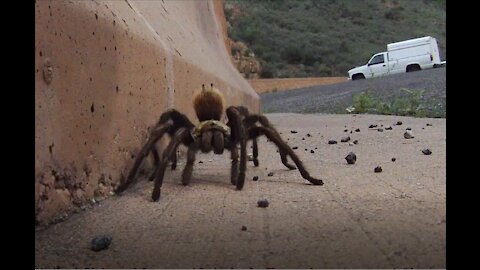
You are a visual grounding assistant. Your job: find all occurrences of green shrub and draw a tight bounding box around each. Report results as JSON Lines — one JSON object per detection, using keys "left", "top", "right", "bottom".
{"left": 350, "top": 89, "right": 434, "bottom": 117}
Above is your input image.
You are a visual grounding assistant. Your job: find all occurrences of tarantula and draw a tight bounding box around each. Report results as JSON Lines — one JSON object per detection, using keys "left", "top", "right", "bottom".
{"left": 116, "top": 83, "right": 323, "bottom": 201}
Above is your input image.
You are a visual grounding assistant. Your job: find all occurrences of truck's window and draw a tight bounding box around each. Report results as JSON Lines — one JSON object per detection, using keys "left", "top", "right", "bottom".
{"left": 369, "top": 54, "right": 385, "bottom": 65}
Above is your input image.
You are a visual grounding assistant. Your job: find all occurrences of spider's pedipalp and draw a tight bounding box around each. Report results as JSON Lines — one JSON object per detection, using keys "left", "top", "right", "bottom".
{"left": 213, "top": 131, "right": 224, "bottom": 154}
{"left": 201, "top": 131, "right": 213, "bottom": 153}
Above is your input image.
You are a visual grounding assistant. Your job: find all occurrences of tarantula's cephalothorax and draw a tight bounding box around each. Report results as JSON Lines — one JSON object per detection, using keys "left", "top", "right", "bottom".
{"left": 116, "top": 83, "right": 323, "bottom": 202}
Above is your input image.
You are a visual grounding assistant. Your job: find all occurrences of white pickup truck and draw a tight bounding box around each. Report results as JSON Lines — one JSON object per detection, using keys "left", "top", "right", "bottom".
{"left": 348, "top": 36, "right": 446, "bottom": 80}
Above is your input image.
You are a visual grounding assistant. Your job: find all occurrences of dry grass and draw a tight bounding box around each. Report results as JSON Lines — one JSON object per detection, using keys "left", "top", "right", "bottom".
{"left": 248, "top": 77, "right": 348, "bottom": 94}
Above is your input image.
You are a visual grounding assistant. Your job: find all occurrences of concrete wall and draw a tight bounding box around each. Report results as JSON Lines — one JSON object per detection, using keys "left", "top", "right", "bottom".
{"left": 35, "top": 0, "right": 260, "bottom": 225}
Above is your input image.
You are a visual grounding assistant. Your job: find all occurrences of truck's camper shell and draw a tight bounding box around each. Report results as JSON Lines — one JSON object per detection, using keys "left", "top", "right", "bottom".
{"left": 387, "top": 36, "right": 441, "bottom": 64}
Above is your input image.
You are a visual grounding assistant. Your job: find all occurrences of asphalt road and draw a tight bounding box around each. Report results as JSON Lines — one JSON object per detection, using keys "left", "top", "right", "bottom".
{"left": 35, "top": 113, "right": 446, "bottom": 269}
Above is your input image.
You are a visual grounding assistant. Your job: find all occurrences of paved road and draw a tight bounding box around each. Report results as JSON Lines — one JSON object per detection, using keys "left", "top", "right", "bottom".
{"left": 35, "top": 113, "right": 446, "bottom": 269}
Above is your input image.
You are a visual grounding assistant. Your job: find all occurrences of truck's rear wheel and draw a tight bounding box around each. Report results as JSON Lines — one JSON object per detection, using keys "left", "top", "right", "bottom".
{"left": 406, "top": 65, "right": 421, "bottom": 72}
{"left": 352, "top": 74, "right": 365, "bottom": 80}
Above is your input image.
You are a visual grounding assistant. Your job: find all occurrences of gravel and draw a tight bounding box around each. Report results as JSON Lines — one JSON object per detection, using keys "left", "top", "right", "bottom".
{"left": 422, "top": 149, "right": 432, "bottom": 155}
{"left": 345, "top": 152, "right": 357, "bottom": 164}
{"left": 261, "top": 68, "right": 446, "bottom": 115}
{"left": 257, "top": 199, "right": 270, "bottom": 208}
{"left": 90, "top": 235, "right": 112, "bottom": 252}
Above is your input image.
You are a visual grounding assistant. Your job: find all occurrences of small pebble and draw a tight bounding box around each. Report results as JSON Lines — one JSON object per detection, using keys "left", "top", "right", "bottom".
{"left": 396, "top": 121, "right": 403, "bottom": 125}
{"left": 385, "top": 126, "right": 392, "bottom": 130}
{"left": 90, "top": 235, "right": 112, "bottom": 252}
{"left": 345, "top": 152, "right": 357, "bottom": 164}
{"left": 406, "top": 127, "right": 412, "bottom": 130}
{"left": 422, "top": 149, "right": 432, "bottom": 155}
{"left": 304, "top": 148, "right": 308, "bottom": 151}
{"left": 368, "top": 124, "right": 378, "bottom": 128}
{"left": 391, "top": 158, "right": 396, "bottom": 162}
{"left": 355, "top": 128, "right": 360, "bottom": 132}
{"left": 340, "top": 136, "right": 350, "bottom": 142}
{"left": 377, "top": 128, "right": 383, "bottom": 132}
{"left": 257, "top": 199, "right": 269, "bottom": 208}
{"left": 374, "top": 166, "right": 382, "bottom": 173}
{"left": 267, "top": 172, "right": 274, "bottom": 177}
{"left": 252, "top": 176, "right": 259, "bottom": 181}
{"left": 328, "top": 140, "right": 337, "bottom": 144}
{"left": 307, "top": 133, "right": 311, "bottom": 137}
{"left": 241, "top": 226, "right": 247, "bottom": 231}
{"left": 344, "top": 129, "right": 348, "bottom": 132}
{"left": 404, "top": 130, "right": 414, "bottom": 139}
{"left": 302, "top": 138, "right": 305, "bottom": 140}
{"left": 353, "top": 140, "right": 358, "bottom": 144}
{"left": 426, "top": 123, "right": 432, "bottom": 126}
{"left": 292, "top": 146, "right": 298, "bottom": 150}
{"left": 198, "top": 161, "right": 203, "bottom": 163}
{"left": 290, "top": 130, "right": 298, "bottom": 134}
{"left": 310, "top": 150, "right": 315, "bottom": 153}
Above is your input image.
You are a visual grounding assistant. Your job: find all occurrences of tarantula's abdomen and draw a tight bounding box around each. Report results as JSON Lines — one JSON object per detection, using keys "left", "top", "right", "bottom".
{"left": 193, "top": 84, "right": 225, "bottom": 121}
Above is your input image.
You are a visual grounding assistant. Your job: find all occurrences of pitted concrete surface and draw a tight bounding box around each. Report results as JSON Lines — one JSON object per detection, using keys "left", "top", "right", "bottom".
{"left": 35, "top": 113, "right": 446, "bottom": 269}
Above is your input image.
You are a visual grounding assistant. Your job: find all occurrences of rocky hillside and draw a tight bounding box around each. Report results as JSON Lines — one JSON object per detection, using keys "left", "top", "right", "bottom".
{"left": 224, "top": 0, "right": 446, "bottom": 78}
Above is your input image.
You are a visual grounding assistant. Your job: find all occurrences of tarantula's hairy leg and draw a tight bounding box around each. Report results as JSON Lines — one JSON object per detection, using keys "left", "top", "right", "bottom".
{"left": 142, "top": 108, "right": 196, "bottom": 183}
{"left": 230, "top": 146, "right": 239, "bottom": 185}
{"left": 249, "top": 126, "right": 324, "bottom": 186}
{"left": 181, "top": 145, "right": 197, "bottom": 186}
{"left": 279, "top": 148, "right": 297, "bottom": 170}
{"left": 170, "top": 150, "right": 177, "bottom": 170}
{"left": 238, "top": 137, "right": 247, "bottom": 190}
{"left": 226, "top": 106, "right": 247, "bottom": 190}
{"left": 244, "top": 114, "right": 296, "bottom": 170}
{"left": 147, "top": 148, "right": 177, "bottom": 181}
{"left": 147, "top": 147, "right": 161, "bottom": 181}
{"left": 152, "top": 127, "right": 191, "bottom": 202}
{"left": 252, "top": 138, "right": 259, "bottom": 167}
{"left": 117, "top": 123, "right": 172, "bottom": 193}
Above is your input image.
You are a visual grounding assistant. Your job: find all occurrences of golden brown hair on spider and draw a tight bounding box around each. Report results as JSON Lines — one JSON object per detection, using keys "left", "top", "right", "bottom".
{"left": 192, "top": 83, "right": 225, "bottom": 121}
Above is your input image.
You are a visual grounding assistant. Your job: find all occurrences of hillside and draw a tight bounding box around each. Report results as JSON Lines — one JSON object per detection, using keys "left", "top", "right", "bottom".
{"left": 224, "top": 0, "right": 446, "bottom": 78}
